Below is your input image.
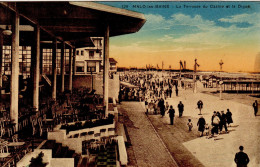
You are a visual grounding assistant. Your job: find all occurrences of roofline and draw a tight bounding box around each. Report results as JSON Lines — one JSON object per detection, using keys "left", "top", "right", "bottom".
{"left": 69, "top": 2, "right": 146, "bottom": 20}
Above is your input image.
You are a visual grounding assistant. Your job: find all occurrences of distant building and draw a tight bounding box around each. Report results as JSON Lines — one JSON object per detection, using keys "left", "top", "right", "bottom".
{"left": 75, "top": 37, "right": 103, "bottom": 75}
{"left": 109, "top": 58, "right": 118, "bottom": 72}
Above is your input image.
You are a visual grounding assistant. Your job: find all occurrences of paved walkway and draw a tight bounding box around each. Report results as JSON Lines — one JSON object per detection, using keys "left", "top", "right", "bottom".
{"left": 159, "top": 89, "right": 259, "bottom": 167}
{"left": 147, "top": 114, "right": 204, "bottom": 167}
{"left": 117, "top": 102, "right": 178, "bottom": 167}
{"left": 118, "top": 87, "right": 259, "bottom": 167}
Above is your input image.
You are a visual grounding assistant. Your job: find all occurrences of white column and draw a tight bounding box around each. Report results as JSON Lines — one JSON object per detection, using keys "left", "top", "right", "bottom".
{"left": 10, "top": 12, "right": 20, "bottom": 131}
{"left": 0, "top": 33, "right": 3, "bottom": 88}
{"left": 32, "top": 25, "right": 40, "bottom": 110}
{"left": 73, "top": 48, "right": 76, "bottom": 75}
{"left": 103, "top": 25, "right": 109, "bottom": 117}
{"left": 60, "top": 42, "right": 65, "bottom": 93}
{"left": 52, "top": 39, "right": 57, "bottom": 100}
{"left": 68, "top": 48, "right": 73, "bottom": 91}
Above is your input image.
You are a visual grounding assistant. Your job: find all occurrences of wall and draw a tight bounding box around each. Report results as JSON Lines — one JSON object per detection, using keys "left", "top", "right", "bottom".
{"left": 57, "top": 74, "right": 119, "bottom": 99}
{"left": 48, "top": 130, "right": 66, "bottom": 143}
{"left": 93, "top": 74, "right": 103, "bottom": 95}
{"left": 62, "top": 138, "right": 83, "bottom": 154}
{"left": 109, "top": 73, "right": 120, "bottom": 102}
{"left": 47, "top": 130, "right": 82, "bottom": 154}
{"left": 50, "top": 158, "right": 75, "bottom": 167}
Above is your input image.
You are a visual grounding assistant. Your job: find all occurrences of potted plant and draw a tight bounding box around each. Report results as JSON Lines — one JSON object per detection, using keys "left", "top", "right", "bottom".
{"left": 29, "top": 152, "right": 48, "bottom": 167}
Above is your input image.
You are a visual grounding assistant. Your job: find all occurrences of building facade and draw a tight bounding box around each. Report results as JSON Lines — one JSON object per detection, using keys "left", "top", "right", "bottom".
{"left": 75, "top": 37, "right": 103, "bottom": 75}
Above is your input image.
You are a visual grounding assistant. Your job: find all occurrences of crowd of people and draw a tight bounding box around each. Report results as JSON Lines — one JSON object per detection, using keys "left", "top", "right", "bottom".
{"left": 119, "top": 71, "right": 257, "bottom": 166}
{"left": 119, "top": 72, "right": 239, "bottom": 138}
{"left": 194, "top": 109, "right": 233, "bottom": 138}
{"left": 119, "top": 72, "right": 179, "bottom": 103}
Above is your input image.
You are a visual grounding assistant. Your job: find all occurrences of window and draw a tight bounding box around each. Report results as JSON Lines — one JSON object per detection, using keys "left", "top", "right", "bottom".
{"left": 2, "top": 46, "right": 11, "bottom": 75}
{"left": 87, "top": 62, "right": 96, "bottom": 72}
{"left": 76, "top": 50, "right": 79, "bottom": 55}
{"left": 89, "top": 51, "right": 94, "bottom": 59}
{"left": 56, "top": 49, "right": 61, "bottom": 75}
{"left": 19, "top": 46, "right": 31, "bottom": 77}
{"left": 42, "top": 48, "right": 68, "bottom": 75}
{"left": 1, "top": 46, "right": 31, "bottom": 78}
{"left": 76, "top": 61, "right": 85, "bottom": 72}
{"left": 65, "top": 49, "right": 70, "bottom": 74}
{"left": 81, "top": 50, "right": 84, "bottom": 56}
{"left": 99, "top": 40, "right": 102, "bottom": 47}
{"left": 76, "top": 66, "right": 84, "bottom": 72}
{"left": 42, "top": 48, "right": 52, "bottom": 75}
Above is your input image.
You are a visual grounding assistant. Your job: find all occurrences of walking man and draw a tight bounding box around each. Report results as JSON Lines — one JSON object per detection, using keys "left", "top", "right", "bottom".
{"left": 234, "top": 146, "right": 250, "bottom": 167}
{"left": 197, "top": 100, "right": 203, "bottom": 115}
{"left": 168, "top": 105, "right": 175, "bottom": 125}
{"left": 175, "top": 87, "right": 179, "bottom": 97}
{"left": 253, "top": 100, "right": 258, "bottom": 116}
{"left": 169, "top": 86, "right": 172, "bottom": 98}
{"left": 178, "top": 101, "right": 184, "bottom": 117}
{"left": 220, "top": 110, "right": 229, "bottom": 133}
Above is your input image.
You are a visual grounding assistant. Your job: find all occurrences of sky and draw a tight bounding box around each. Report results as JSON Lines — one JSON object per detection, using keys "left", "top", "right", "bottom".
{"left": 100, "top": 1, "right": 260, "bottom": 72}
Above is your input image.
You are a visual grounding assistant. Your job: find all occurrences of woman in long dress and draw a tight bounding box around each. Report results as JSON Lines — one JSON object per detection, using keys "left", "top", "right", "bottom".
{"left": 226, "top": 109, "right": 233, "bottom": 127}
{"left": 197, "top": 116, "right": 206, "bottom": 137}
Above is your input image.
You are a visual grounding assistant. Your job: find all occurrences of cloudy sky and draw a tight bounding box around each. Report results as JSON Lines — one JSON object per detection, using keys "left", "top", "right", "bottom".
{"left": 100, "top": 1, "right": 260, "bottom": 72}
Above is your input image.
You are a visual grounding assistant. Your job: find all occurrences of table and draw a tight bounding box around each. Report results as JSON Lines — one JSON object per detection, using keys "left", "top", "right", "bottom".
{"left": 7, "top": 142, "right": 25, "bottom": 147}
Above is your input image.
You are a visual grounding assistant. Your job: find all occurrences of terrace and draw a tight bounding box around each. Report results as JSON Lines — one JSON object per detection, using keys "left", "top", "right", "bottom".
{"left": 0, "top": 2, "right": 145, "bottom": 166}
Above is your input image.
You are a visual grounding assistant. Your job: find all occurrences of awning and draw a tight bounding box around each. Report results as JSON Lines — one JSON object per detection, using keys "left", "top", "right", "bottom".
{"left": 0, "top": 2, "right": 146, "bottom": 48}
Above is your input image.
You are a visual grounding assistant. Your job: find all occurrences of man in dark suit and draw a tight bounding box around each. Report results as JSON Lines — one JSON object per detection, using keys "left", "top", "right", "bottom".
{"left": 168, "top": 105, "right": 175, "bottom": 125}
{"left": 178, "top": 101, "right": 184, "bottom": 117}
{"left": 234, "top": 146, "right": 250, "bottom": 167}
{"left": 197, "top": 100, "right": 203, "bottom": 115}
{"left": 253, "top": 100, "right": 258, "bottom": 116}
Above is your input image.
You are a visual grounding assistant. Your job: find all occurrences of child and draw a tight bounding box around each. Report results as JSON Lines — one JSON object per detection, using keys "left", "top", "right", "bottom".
{"left": 187, "top": 119, "right": 193, "bottom": 131}
{"left": 205, "top": 123, "right": 209, "bottom": 137}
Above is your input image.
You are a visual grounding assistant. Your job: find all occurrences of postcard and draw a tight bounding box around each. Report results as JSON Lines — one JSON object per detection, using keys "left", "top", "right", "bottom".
{"left": 0, "top": 1, "right": 259, "bottom": 167}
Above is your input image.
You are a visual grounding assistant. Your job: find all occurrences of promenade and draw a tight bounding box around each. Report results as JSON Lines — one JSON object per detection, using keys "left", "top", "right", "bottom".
{"left": 118, "top": 88, "right": 260, "bottom": 167}
{"left": 117, "top": 102, "right": 178, "bottom": 167}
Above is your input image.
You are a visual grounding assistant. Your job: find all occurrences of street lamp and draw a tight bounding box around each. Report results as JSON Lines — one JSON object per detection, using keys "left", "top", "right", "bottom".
{"left": 219, "top": 60, "right": 224, "bottom": 100}
{"left": 193, "top": 59, "right": 200, "bottom": 93}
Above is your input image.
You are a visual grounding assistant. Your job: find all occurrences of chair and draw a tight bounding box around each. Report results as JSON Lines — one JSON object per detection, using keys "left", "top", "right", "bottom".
{"left": 108, "top": 128, "right": 115, "bottom": 136}
{"left": 10, "top": 134, "right": 25, "bottom": 147}
{"left": 80, "top": 132, "right": 87, "bottom": 140}
{"left": 0, "top": 141, "right": 10, "bottom": 161}
{"left": 96, "top": 140, "right": 106, "bottom": 150}
{"left": 94, "top": 133, "right": 101, "bottom": 141}
{"left": 87, "top": 131, "right": 94, "bottom": 140}
{"left": 73, "top": 133, "right": 79, "bottom": 138}
{"left": 0, "top": 121, "right": 6, "bottom": 137}
{"left": 0, "top": 120, "right": 14, "bottom": 137}
{"left": 100, "top": 129, "right": 107, "bottom": 137}
{"left": 38, "top": 119, "right": 48, "bottom": 137}
{"left": 90, "top": 140, "right": 98, "bottom": 150}
{"left": 108, "top": 135, "right": 118, "bottom": 144}
{"left": 100, "top": 136, "right": 109, "bottom": 145}
{"left": 7, "top": 134, "right": 25, "bottom": 157}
